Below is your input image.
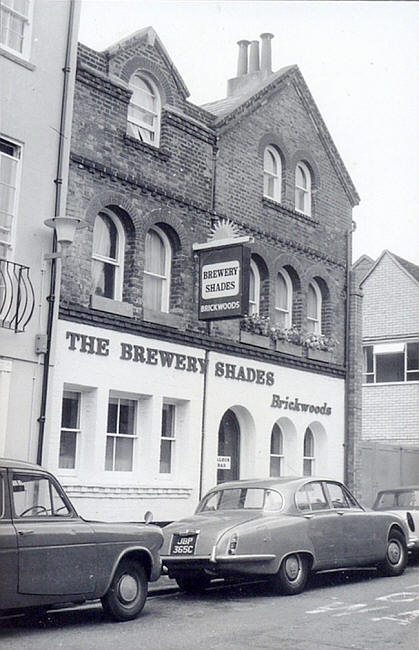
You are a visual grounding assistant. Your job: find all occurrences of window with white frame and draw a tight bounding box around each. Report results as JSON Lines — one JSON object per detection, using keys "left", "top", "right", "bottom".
{"left": 363, "top": 342, "right": 419, "bottom": 384}
{"left": 143, "top": 225, "right": 171, "bottom": 312}
{"left": 127, "top": 73, "right": 161, "bottom": 146}
{"left": 275, "top": 269, "right": 292, "bottom": 328}
{"left": 263, "top": 146, "right": 281, "bottom": 201}
{"left": 249, "top": 259, "right": 260, "bottom": 315}
{"left": 295, "top": 161, "right": 312, "bottom": 215}
{"left": 303, "top": 428, "right": 315, "bottom": 477}
{"left": 105, "top": 396, "right": 136, "bottom": 471}
{"left": 270, "top": 423, "right": 284, "bottom": 477}
{"left": 59, "top": 390, "right": 81, "bottom": 470}
{"left": 91, "top": 210, "right": 125, "bottom": 300}
{"left": 1, "top": 0, "right": 32, "bottom": 57}
{"left": 0, "top": 137, "right": 21, "bottom": 258}
{"left": 307, "top": 280, "right": 321, "bottom": 333}
{"left": 160, "top": 403, "right": 175, "bottom": 474}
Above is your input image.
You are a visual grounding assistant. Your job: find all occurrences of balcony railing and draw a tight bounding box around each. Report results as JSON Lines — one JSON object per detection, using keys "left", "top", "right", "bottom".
{"left": 0, "top": 259, "right": 35, "bottom": 332}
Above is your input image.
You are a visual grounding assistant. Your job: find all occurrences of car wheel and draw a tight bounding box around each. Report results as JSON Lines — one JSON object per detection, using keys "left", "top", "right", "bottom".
{"left": 175, "top": 572, "right": 211, "bottom": 593}
{"left": 272, "top": 553, "right": 309, "bottom": 595}
{"left": 377, "top": 530, "right": 408, "bottom": 577}
{"left": 101, "top": 559, "right": 148, "bottom": 621}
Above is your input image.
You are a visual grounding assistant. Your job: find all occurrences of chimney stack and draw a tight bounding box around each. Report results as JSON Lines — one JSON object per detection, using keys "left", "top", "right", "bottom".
{"left": 260, "top": 33, "right": 274, "bottom": 73}
{"left": 236, "top": 40, "right": 250, "bottom": 76}
{"left": 248, "top": 40, "right": 260, "bottom": 73}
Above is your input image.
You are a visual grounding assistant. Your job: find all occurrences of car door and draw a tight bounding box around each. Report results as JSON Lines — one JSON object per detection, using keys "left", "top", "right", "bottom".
{"left": 324, "top": 481, "right": 379, "bottom": 565}
{"left": 296, "top": 480, "right": 345, "bottom": 569}
{"left": 11, "top": 470, "right": 97, "bottom": 596}
{"left": 0, "top": 470, "right": 19, "bottom": 609}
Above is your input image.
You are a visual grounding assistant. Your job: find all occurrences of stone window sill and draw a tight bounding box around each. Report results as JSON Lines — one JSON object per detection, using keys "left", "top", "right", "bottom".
{"left": 143, "top": 308, "right": 183, "bottom": 329}
{"left": 123, "top": 133, "right": 170, "bottom": 160}
{"left": 262, "top": 197, "right": 319, "bottom": 226}
{"left": 0, "top": 46, "right": 36, "bottom": 70}
{"left": 90, "top": 294, "right": 133, "bottom": 318}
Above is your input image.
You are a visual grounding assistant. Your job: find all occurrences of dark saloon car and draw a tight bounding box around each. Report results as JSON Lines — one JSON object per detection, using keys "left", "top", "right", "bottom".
{"left": 161, "top": 477, "right": 409, "bottom": 595}
{"left": 0, "top": 458, "right": 163, "bottom": 620}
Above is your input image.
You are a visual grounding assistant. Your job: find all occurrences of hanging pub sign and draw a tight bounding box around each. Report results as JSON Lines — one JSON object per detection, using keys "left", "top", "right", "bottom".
{"left": 194, "top": 239, "right": 250, "bottom": 321}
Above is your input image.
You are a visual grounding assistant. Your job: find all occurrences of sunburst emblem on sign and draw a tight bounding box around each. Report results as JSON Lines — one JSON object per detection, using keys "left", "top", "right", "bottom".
{"left": 208, "top": 218, "right": 242, "bottom": 242}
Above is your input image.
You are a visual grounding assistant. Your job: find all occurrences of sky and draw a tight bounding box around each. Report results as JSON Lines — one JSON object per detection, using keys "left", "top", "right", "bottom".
{"left": 78, "top": 0, "right": 419, "bottom": 265}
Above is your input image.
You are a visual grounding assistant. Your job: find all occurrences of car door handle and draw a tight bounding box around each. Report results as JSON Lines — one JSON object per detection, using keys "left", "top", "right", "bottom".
{"left": 336, "top": 510, "right": 345, "bottom": 516}
{"left": 18, "top": 529, "right": 35, "bottom": 535}
{"left": 304, "top": 514, "right": 314, "bottom": 519}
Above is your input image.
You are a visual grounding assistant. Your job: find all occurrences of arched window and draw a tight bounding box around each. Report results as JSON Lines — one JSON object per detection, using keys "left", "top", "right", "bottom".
{"left": 143, "top": 225, "right": 171, "bottom": 312}
{"left": 270, "top": 423, "right": 284, "bottom": 477}
{"left": 127, "top": 73, "right": 161, "bottom": 145}
{"left": 303, "top": 428, "right": 315, "bottom": 476}
{"left": 249, "top": 259, "right": 261, "bottom": 315}
{"left": 307, "top": 280, "right": 322, "bottom": 333}
{"left": 263, "top": 146, "right": 282, "bottom": 201}
{"left": 91, "top": 210, "right": 125, "bottom": 300}
{"left": 275, "top": 269, "right": 292, "bottom": 328}
{"left": 295, "top": 161, "right": 312, "bottom": 215}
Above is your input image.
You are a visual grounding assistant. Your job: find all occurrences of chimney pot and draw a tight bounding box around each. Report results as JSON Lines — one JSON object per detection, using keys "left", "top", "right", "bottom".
{"left": 260, "top": 33, "right": 274, "bottom": 73}
{"left": 236, "top": 39, "right": 250, "bottom": 76}
{"left": 248, "top": 40, "right": 260, "bottom": 73}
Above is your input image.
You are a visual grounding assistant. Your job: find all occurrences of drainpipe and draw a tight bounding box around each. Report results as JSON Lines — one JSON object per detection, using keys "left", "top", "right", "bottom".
{"left": 37, "top": 0, "right": 77, "bottom": 465}
{"left": 344, "top": 220, "right": 356, "bottom": 486}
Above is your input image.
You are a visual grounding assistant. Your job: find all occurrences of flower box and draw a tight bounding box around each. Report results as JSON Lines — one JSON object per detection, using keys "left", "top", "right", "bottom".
{"left": 275, "top": 340, "right": 303, "bottom": 356}
{"left": 306, "top": 348, "right": 333, "bottom": 363}
{"left": 240, "top": 330, "right": 272, "bottom": 349}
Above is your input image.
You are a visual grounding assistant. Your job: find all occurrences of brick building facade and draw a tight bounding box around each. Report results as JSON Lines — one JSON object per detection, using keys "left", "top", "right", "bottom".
{"left": 43, "top": 28, "right": 360, "bottom": 520}
{"left": 355, "top": 251, "right": 419, "bottom": 446}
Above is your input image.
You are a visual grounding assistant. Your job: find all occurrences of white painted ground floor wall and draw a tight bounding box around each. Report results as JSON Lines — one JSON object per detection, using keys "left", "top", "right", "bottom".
{"left": 44, "top": 319, "right": 345, "bottom": 522}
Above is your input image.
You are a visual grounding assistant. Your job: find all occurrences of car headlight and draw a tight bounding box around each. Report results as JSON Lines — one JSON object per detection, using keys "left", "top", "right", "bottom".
{"left": 228, "top": 533, "right": 239, "bottom": 555}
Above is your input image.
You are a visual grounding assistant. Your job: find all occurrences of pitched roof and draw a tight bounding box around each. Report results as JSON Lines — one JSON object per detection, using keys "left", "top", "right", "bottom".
{"left": 202, "top": 65, "right": 359, "bottom": 207}
{"left": 360, "top": 250, "right": 419, "bottom": 287}
{"left": 104, "top": 26, "right": 190, "bottom": 99}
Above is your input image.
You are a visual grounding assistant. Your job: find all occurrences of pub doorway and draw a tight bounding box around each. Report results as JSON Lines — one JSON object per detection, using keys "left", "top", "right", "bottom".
{"left": 217, "top": 409, "right": 240, "bottom": 484}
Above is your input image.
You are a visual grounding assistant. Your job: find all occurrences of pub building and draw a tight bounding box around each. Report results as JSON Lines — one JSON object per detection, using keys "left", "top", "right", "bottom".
{"left": 43, "top": 28, "right": 360, "bottom": 521}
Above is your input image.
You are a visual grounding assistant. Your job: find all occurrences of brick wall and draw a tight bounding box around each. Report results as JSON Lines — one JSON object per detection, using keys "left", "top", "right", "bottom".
{"left": 362, "top": 254, "right": 419, "bottom": 337}
{"left": 362, "top": 383, "right": 419, "bottom": 445}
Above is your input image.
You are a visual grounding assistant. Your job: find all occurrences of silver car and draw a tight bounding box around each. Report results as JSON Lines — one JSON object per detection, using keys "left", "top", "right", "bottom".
{"left": 161, "top": 477, "right": 409, "bottom": 595}
{"left": 373, "top": 486, "right": 419, "bottom": 555}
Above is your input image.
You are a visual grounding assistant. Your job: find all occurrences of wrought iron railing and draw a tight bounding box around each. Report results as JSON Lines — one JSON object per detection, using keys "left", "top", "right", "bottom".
{"left": 0, "top": 259, "right": 35, "bottom": 332}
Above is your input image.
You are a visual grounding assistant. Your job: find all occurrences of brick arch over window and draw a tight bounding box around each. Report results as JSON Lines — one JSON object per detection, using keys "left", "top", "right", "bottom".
{"left": 290, "top": 150, "right": 320, "bottom": 190}
{"left": 119, "top": 56, "right": 172, "bottom": 105}
{"left": 303, "top": 266, "right": 335, "bottom": 336}
{"left": 272, "top": 253, "right": 304, "bottom": 328}
{"left": 257, "top": 133, "right": 290, "bottom": 167}
{"left": 140, "top": 210, "right": 187, "bottom": 313}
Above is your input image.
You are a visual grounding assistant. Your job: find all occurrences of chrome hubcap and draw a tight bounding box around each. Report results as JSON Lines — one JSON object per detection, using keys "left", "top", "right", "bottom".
{"left": 388, "top": 541, "right": 401, "bottom": 565}
{"left": 118, "top": 574, "right": 138, "bottom": 603}
{"left": 285, "top": 555, "right": 300, "bottom": 581}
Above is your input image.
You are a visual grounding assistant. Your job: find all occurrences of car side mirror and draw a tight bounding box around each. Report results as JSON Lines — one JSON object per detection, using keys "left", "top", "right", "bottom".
{"left": 144, "top": 510, "right": 153, "bottom": 525}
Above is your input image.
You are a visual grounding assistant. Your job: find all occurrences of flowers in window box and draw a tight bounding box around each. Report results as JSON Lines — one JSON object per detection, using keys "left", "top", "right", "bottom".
{"left": 240, "top": 313, "right": 271, "bottom": 336}
{"left": 303, "top": 333, "right": 338, "bottom": 352}
{"left": 269, "top": 324, "right": 304, "bottom": 346}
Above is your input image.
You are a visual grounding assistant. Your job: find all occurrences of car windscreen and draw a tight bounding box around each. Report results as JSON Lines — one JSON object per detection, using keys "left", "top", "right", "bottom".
{"left": 197, "top": 488, "right": 283, "bottom": 512}
{"left": 374, "top": 489, "right": 419, "bottom": 510}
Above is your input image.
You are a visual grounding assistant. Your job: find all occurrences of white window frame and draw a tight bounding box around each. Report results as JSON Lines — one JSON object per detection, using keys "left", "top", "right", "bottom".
{"left": 270, "top": 424, "right": 284, "bottom": 477}
{"left": 105, "top": 395, "right": 137, "bottom": 473}
{"left": 362, "top": 341, "right": 419, "bottom": 384}
{"left": 307, "top": 280, "right": 322, "bottom": 334}
{"left": 58, "top": 390, "right": 81, "bottom": 471}
{"left": 91, "top": 209, "right": 125, "bottom": 301}
{"left": 303, "top": 428, "right": 315, "bottom": 477}
{"left": 143, "top": 225, "right": 171, "bottom": 313}
{"left": 263, "top": 145, "right": 282, "bottom": 202}
{"left": 0, "top": 0, "right": 33, "bottom": 59}
{"left": 0, "top": 136, "right": 22, "bottom": 258}
{"left": 275, "top": 269, "right": 292, "bottom": 328}
{"left": 249, "top": 259, "right": 261, "bottom": 316}
{"left": 127, "top": 72, "right": 161, "bottom": 146}
{"left": 295, "top": 161, "right": 312, "bottom": 216}
{"left": 159, "top": 402, "right": 176, "bottom": 474}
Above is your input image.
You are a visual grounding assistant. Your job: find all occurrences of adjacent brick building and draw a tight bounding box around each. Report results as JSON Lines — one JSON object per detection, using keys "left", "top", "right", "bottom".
{"left": 43, "top": 28, "right": 361, "bottom": 520}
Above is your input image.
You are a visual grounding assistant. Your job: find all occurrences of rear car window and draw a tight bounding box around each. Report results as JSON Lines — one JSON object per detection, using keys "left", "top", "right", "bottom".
{"left": 198, "top": 487, "right": 279, "bottom": 512}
